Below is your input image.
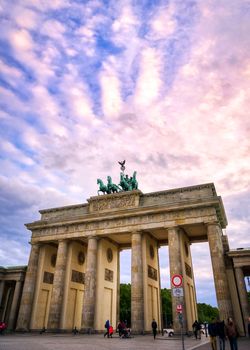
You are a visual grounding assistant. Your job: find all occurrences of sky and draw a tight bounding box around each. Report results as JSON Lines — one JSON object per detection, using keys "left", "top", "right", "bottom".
{"left": 0, "top": 0, "right": 250, "bottom": 307}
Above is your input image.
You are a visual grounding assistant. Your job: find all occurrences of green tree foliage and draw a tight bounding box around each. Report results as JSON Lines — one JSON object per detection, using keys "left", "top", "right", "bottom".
{"left": 119, "top": 284, "right": 219, "bottom": 327}
{"left": 120, "top": 283, "right": 131, "bottom": 326}
{"left": 197, "top": 303, "right": 219, "bottom": 323}
{"left": 161, "top": 288, "right": 172, "bottom": 327}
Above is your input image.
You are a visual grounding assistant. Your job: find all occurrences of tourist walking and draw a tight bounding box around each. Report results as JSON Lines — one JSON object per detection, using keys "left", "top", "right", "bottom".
{"left": 192, "top": 320, "right": 201, "bottom": 339}
{"left": 104, "top": 319, "right": 110, "bottom": 338}
{"left": 248, "top": 316, "right": 250, "bottom": 338}
{"left": 217, "top": 320, "right": 226, "bottom": 350}
{"left": 226, "top": 318, "right": 238, "bottom": 350}
{"left": 151, "top": 318, "right": 157, "bottom": 340}
{"left": 208, "top": 318, "right": 218, "bottom": 350}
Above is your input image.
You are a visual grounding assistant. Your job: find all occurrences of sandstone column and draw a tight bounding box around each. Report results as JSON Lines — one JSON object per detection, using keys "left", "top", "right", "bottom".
{"left": 8, "top": 280, "right": 22, "bottom": 330}
{"left": 131, "top": 232, "right": 144, "bottom": 333}
{"left": 234, "top": 267, "right": 249, "bottom": 335}
{"left": 116, "top": 248, "right": 120, "bottom": 325}
{"left": 16, "top": 243, "right": 40, "bottom": 331}
{"left": 207, "top": 222, "right": 233, "bottom": 321}
{"left": 0, "top": 280, "right": 5, "bottom": 307}
{"left": 168, "top": 227, "right": 186, "bottom": 332}
{"left": 48, "top": 240, "right": 68, "bottom": 330}
{"left": 60, "top": 242, "right": 72, "bottom": 330}
{"left": 81, "top": 236, "right": 98, "bottom": 332}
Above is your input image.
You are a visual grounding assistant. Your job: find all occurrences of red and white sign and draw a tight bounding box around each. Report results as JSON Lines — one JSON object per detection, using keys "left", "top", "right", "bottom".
{"left": 171, "top": 274, "right": 183, "bottom": 287}
{"left": 176, "top": 304, "right": 183, "bottom": 313}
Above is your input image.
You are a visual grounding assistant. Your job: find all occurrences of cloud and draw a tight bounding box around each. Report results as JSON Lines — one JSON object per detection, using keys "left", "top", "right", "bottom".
{"left": 0, "top": 0, "right": 249, "bottom": 308}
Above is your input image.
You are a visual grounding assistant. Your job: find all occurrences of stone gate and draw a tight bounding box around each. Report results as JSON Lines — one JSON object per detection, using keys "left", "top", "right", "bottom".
{"left": 14, "top": 183, "right": 249, "bottom": 334}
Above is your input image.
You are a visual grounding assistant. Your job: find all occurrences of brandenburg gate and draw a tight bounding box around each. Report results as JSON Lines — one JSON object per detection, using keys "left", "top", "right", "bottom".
{"left": 15, "top": 178, "right": 247, "bottom": 334}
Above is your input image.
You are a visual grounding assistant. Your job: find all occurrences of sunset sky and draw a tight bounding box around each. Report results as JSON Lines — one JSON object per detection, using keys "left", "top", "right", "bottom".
{"left": 0, "top": 0, "right": 249, "bottom": 306}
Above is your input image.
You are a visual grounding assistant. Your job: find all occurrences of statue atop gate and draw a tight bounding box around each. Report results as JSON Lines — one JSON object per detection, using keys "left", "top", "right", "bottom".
{"left": 97, "top": 161, "right": 138, "bottom": 195}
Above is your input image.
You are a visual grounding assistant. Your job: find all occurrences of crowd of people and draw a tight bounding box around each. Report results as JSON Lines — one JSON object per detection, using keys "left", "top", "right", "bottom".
{"left": 104, "top": 319, "right": 131, "bottom": 338}
{"left": 192, "top": 317, "right": 240, "bottom": 350}
{"left": 208, "top": 317, "right": 239, "bottom": 350}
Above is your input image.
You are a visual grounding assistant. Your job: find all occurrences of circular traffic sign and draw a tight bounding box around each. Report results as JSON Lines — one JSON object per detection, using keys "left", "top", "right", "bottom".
{"left": 171, "top": 274, "right": 183, "bottom": 287}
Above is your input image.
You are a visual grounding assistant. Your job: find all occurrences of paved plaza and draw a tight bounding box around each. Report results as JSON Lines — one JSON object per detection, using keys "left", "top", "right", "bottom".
{"left": 0, "top": 334, "right": 249, "bottom": 350}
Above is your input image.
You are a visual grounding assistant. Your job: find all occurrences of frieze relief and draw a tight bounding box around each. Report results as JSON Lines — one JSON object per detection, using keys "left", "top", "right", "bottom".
{"left": 105, "top": 268, "right": 114, "bottom": 282}
{"left": 148, "top": 265, "right": 158, "bottom": 281}
{"left": 88, "top": 193, "right": 139, "bottom": 212}
{"left": 32, "top": 207, "right": 217, "bottom": 239}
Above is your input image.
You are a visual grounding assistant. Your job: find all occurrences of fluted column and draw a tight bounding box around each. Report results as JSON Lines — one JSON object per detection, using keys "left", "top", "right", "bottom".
{"left": 207, "top": 222, "right": 233, "bottom": 321}
{"left": 48, "top": 240, "right": 68, "bottom": 330}
{"left": 131, "top": 232, "right": 144, "bottom": 333}
{"left": 60, "top": 242, "right": 72, "bottom": 330}
{"left": 81, "top": 236, "right": 98, "bottom": 331}
{"left": 0, "top": 281, "right": 5, "bottom": 307}
{"left": 168, "top": 227, "right": 186, "bottom": 332}
{"left": 235, "top": 267, "right": 249, "bottom": 335}
{"left": 116, "top": 248, "right": 120, "bottom": 325}
{"left": 16, "top": 243, "right": 40, "bottom": 331}
{"left": 8, "top": 280, "right": 23, "bottom": 330}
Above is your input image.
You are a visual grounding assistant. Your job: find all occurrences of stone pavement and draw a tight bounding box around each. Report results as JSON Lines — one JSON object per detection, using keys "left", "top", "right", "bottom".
{"left": 0, "top": 333, "right": 249, "bottom": 350}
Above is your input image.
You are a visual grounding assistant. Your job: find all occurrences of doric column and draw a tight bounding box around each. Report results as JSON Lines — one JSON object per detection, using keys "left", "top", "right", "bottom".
{"left": 131, "top": 232, "right": 144, "bottom": 333}
{"left": 48, "top": 240, "right": 68, "bottom": 330}
{"left": 207, "top": 222, "right": 233, "bottom": 321}
{"left": 60, "top": 242, "right": 72, "bottom": 330}
{"left": 16, "top": 243, "right": 40, "bottom": 331}
{"left": 8, "top": 280, "right": 23, "bottom": 330}
{"left": 234, "top": 267, "right": 249, "bottom": 335}
{"left": 0, "top": 280, "right": 5, "bottom": 307}
{"left": 168, "top": 227, "right": 186, "bottom": 332}
{"left": 81, "top": 236, "right": 98, "bottom": 331}
{"left": 116, "top": 248, "right": 120, "bottom": 325}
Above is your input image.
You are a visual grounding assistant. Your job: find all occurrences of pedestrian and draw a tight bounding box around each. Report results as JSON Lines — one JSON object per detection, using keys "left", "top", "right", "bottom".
{"left": 152, "top": 318, "right": 157, "bottom": 340}
{"left": 0, "top": 322, "right": 7, "bottom": 335}
{"left": 217, "top": 320, "right": 226, "bottom": 350}
{"left": 208, "top": 318, "right": 218, "bottom": 350}
{"left": 248, "top": 316, "right": 250, "bottom": 338}
{"left": 192, "top": 320, "right": 201, "bottom": 339}
{"left": 226, "top": 317, "right": 238, "bottom": 350}
{"left": 109, "top": 325, "right": 114, "bottom": 338}
{"left": 117, "top": 320, "right": 123, "bottom": 337}
{"left": 104, "top": 319, "right": 110, "bottom": 338}
{"left": 204, "top": 322, "right": 208, "bottom": 337}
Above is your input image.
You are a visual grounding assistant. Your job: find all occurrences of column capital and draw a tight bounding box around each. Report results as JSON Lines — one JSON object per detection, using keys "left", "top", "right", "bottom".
{"left": 87, "top": 235, "right": 98, "bottom": 241}
{"left": 204, "top": 220, "right": 220, "bottom": 227}
{"left": 58, "top": 238, "right": 69, "bottom": 243}
{"left": 29, "top": 241, "right": 41, "bottom": 247}
{"left": 165, "top": 226, "right": 179, "bottom": 232}
{"left": 131, "top": 230, "right": 142, "bottom": 235}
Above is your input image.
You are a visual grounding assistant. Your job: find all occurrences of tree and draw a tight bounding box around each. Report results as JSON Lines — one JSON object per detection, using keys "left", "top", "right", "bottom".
{"left": 161, "top": 288, "right": 172, "bottom": 327}
{"left": 119, "top": 284, "right": 219, "bottom": 327}
{"left": 120, "top": 283, "right": 131, "bottom": 326}
{"left": 197, "top": 303, "right": 219, "bottom": 323}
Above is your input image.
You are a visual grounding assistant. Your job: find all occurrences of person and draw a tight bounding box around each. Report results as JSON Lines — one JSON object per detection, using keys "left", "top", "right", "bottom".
{"left": 0, "top": 322, "right": 7, "bottom": 335}
{"left": 192, "top": 320, "right": 201, "bottom": 339}
{"left": 248, "top": 316, "right": 250, "bottom": 338}
{"left": 217, "top": 320, "right": 226, "bottom": 350}
{"left": 109, "top": 325, "right": 114, "bottom": 338}
{"left": 104, "top": 319, "right": 110, "bottom": 338}
{"left": 226, "top": 317, "right": 238, "bottom": 350}
{"left": 208, "top": 318, "right": 218, "bottom": 350}
{"left": 72, "top": 326, "right": 78, "bottom": 335}
{"left": 39, "top": 326, "right": 46, "bottom": 334}
{"left": 117, "top": 320, "right": 123, "bottom": 337}
{"left": 152, "top": 318, "right": 157, "bottom": 340}
{"left": 204, "top": 322, "right": 208, "bottom": 337}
